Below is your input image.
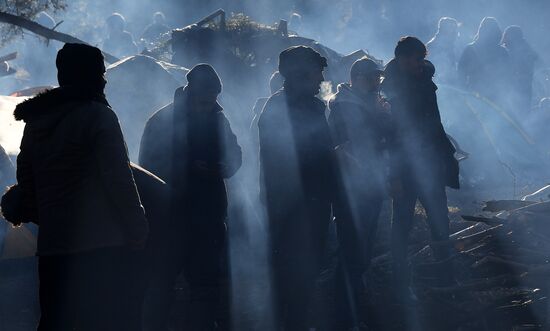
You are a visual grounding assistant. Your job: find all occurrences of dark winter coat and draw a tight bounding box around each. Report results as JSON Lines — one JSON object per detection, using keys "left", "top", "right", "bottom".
{"left": 328, "top": 83, "right": 391, "bottom": 192}
{"left": 259, "top": 89, "right": 337, "bottom": 258}
{"left": 14, "top": 87, "right": 148, "bottom": 256}
{"left": 139, "top": 86, "right": 242, "bottom": 229}
{"left": 458, "top": 42, "right": 509, "bottom": 102}
{"left": 382, "top": 59, "right": 459, "bottom": 189}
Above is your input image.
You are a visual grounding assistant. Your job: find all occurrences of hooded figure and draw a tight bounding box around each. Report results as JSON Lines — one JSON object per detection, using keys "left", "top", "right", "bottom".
{"left": 258, "top": 46, "right": 338, "bottom": 330}
{"left": 501, "top": 25, "right": 539, "bottom": 115}
{"left": 458, "top": 17, "right": 509, "bottom": 103}
{"left": 328, "top": 57, "right": 391, "bottom": 329}
{"left": 103, "top": 13, "right": 138, "bottom": 59}
{"left": 141, "top": 12, "right": 170, "bottom": 43}
{"left": 139, "top": 63, "right": 241, "bottom": 330}
{"left": 13, "top": 43, "right": 148, "bottom": 331}
{"left": 426, "top": 17, "right": 459, "bottom": 84}
{"left": 382, "top": 37, "right": 459, "bottom": 301}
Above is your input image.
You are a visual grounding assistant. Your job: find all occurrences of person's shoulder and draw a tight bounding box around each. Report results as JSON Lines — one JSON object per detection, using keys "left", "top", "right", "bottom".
{"left": 122, "top": 31, "right": 134, "bottom": 40}
{"left": 461, "top": 43, "right": 475, "bottom": 54}
{"left": 261, "top": 91, "right": 285, "bottom": 115}
{"left": 148, "top": 103, "right": 173, "bottom": 124}
{"left": 258, "top": 91, "right": 286, "bottom": 129}
{"left": 81, "top": 101, "right": 117, "bottom": 122}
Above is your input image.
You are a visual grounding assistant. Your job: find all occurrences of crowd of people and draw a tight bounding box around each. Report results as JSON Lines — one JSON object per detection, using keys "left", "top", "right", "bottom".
{"left": 0, "top": 10, "right": 548, "bottom": 331}
{"left": 426, "top": 16, "right": 543, "bottom": 122}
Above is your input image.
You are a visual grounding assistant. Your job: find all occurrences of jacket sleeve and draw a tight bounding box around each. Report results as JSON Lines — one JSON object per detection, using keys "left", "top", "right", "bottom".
{"left": 458, "top": 46, "right": 475, "bottom": 88}
{"left": 139, "top": 112, "right": 167, "bottom": 180}
{"left": 92, "top": 106, "right": 148, "bottom": 244}
{"left": 220, "top": 114, "right": 242, "bottom": 178}
{"left": 327, "top": 102, "right": 349, "bottom": 148}
{"left": 15, "top": 126, "right": 38, "bottom": 223}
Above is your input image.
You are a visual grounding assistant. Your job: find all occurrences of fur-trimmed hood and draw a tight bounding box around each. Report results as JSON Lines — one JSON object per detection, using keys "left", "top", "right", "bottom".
{"left": 14, "top": 87, "right": 109, "bottom": 122}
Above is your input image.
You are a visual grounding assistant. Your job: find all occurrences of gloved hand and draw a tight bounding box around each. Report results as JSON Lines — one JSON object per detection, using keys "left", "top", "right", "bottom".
{"left": 1, "top": 184, "right": 25, "bottom": 226}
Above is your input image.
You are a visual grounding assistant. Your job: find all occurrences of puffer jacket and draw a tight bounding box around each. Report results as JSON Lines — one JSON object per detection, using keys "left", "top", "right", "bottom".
{"left": 15, "top": 87, "right": 148, "bottom": 256}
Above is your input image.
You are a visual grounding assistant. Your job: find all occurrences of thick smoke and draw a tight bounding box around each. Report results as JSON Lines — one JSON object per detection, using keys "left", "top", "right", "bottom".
{"left": 1, "top": 0, "right": 550, "bottom": 330}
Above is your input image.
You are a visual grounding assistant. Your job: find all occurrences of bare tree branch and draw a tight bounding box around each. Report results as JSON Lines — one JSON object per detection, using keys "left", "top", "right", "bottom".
{"left": 0, "top": 11, "right": 120, "bottom": 64}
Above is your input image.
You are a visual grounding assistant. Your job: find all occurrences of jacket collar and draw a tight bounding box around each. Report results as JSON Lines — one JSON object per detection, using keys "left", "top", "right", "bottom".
{"left": 14, "top": 86, "right": 109, "bottom": 122}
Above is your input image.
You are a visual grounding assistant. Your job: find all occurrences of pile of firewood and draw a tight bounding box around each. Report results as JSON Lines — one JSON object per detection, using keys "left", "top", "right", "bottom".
{"left": 365, "top": 198, "right": 550, "bottom": 330}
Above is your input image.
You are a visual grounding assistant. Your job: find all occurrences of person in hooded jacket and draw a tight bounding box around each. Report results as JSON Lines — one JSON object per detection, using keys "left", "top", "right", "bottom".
{"left": 458, "top": 17, "right": 509, "bottom": 103}
{"left": 139, "top": 63, "right": 241, "bottom": 330}
{"left": 258, "top": 46, "right": 338, "bottom": 330}
{"left": 328, "top": 57, "right": 391, "bottom": 329}
{"left": 13, "top": 43, "right": 148, "bottom": 331}
{"left": 426, "top": 17, "right": 460, "bottom": 84}
{"left": 382, "top": 37, "right": 459, "bottom": 301}
{"left": 501, "top": 25, "right": 540, "bottom": 116}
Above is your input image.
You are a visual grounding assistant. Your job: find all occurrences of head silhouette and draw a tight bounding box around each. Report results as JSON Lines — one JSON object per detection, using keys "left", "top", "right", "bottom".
{"left": 475, "top": 17, "right": 502, "bottom": 46}
{"left": 279, "top": 46, "right": 327, "bottom": 96}
{"left": 186, "top": 63, "right": 222, "bottom": 109}
{"left": 436, "top": 17, "right": 458, "bottom": 41}
{"left": 501, "top": 25, "right": 524, "bottom": 48}
{"left": 107, "top": 13, "right": 126, "bottom": 34}
{"left": 350, "top": 57, "right": 382, "bottom": 93}
{"left": 56, "top": 43, "right": 106, "bottom": 93}
{"left": 153, "top": 12, "right": 165, "bottom": 25}
{"left": 395, "top": 36, "right": 427, "bottom": 77}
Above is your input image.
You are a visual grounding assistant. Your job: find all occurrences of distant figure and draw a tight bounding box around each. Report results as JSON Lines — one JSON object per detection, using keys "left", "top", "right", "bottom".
{"left": 139, "top": 64, "right": 242, "bottom": 330}
{"left": 259, "top": 46, "right": 338, "bottom": 330}
{"left": 458, "top": 17, "right": 509, "bottom": 103}
{"left": 21, "top": 11, "right": 59, "bottom": 86}
{"left": 250, "top": 71, "right": 284, "bottom": 141}
{"left": 103, "top": 13, "right": 138, "bottom": 59}
{"left": 427, "top": 17, "right": 459, "bottom": 84}
{"left": 501, "top": 25, "right": 539, "bottom": 114}
{"left": 141, "top": 12, "right": 170, "bottom": 43}
{"left": 12, "top": 43, "right": 148, "bottom": 331}
{"left": 328, "top": 57, "right": 391, "bottom": 329}
{"left": 289, "top": 12, "right": 303, "bottom": 34}
{"left": 0, "top": 144, "right": 15, "bottom": 190}
{"left": 382, "top": 37, "right": 459, "bottom": 301}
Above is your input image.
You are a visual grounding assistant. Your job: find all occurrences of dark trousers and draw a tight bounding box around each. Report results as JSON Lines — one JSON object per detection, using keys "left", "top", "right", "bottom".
{"left": 334, "top": 193, "right": 383, "bottom": 328}
{"left": 270, "top": 203, "right": 331, "bottom": 331}
{"left": 37, "top": 246, "right": 143, "bottom": 331}
{"left": 391, "top": 178, "right": 452, "bottom": 290}
{"left": 143, "top": 221, "right": 229, "bottom": 331}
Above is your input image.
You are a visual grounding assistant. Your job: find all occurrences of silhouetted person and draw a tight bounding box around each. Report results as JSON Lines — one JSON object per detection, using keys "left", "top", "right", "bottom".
{"left": 382, "top": 37, "right": 459, "bottom": 301}
{"left": 139, "top": 64, "right": 241, "bottom": 330}
{"left": 458, "top": 17, "right": 509, "bottom": 103}
{"left": 427, "top": 17, "right": 459, "bottom": 84}
{"left": 258, "top": 46, "right": 337, "bottom": 330}
{"left": 141, "top": 12, "right": 170, "bottom": 44}
{"left": 329, "top": 57, "right": 391, "bottom": 329}
{"left": 103, "top": 13, "right": 138, "bottom": 59}
{"left": 250, "top": 71, "right": 284, "bottom": 143}
{"left": 11, "top": 43, "right": 148, "bottom": 331}
{"left": 289, "top": 12, "right": 303, "bottom": 35}
{"left": 501, "top": 25, "right": 539, "bottom": 115}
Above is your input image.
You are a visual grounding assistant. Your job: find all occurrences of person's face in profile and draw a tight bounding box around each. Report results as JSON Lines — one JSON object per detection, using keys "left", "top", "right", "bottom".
{"left": 353, "top": 72, "right": 382, "bottom": 94}
{"left": 399, "top": 53, "right": 425, "bottom": 77}
{"left": 299, "top": 67, "right": 325, "bottom": 96}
